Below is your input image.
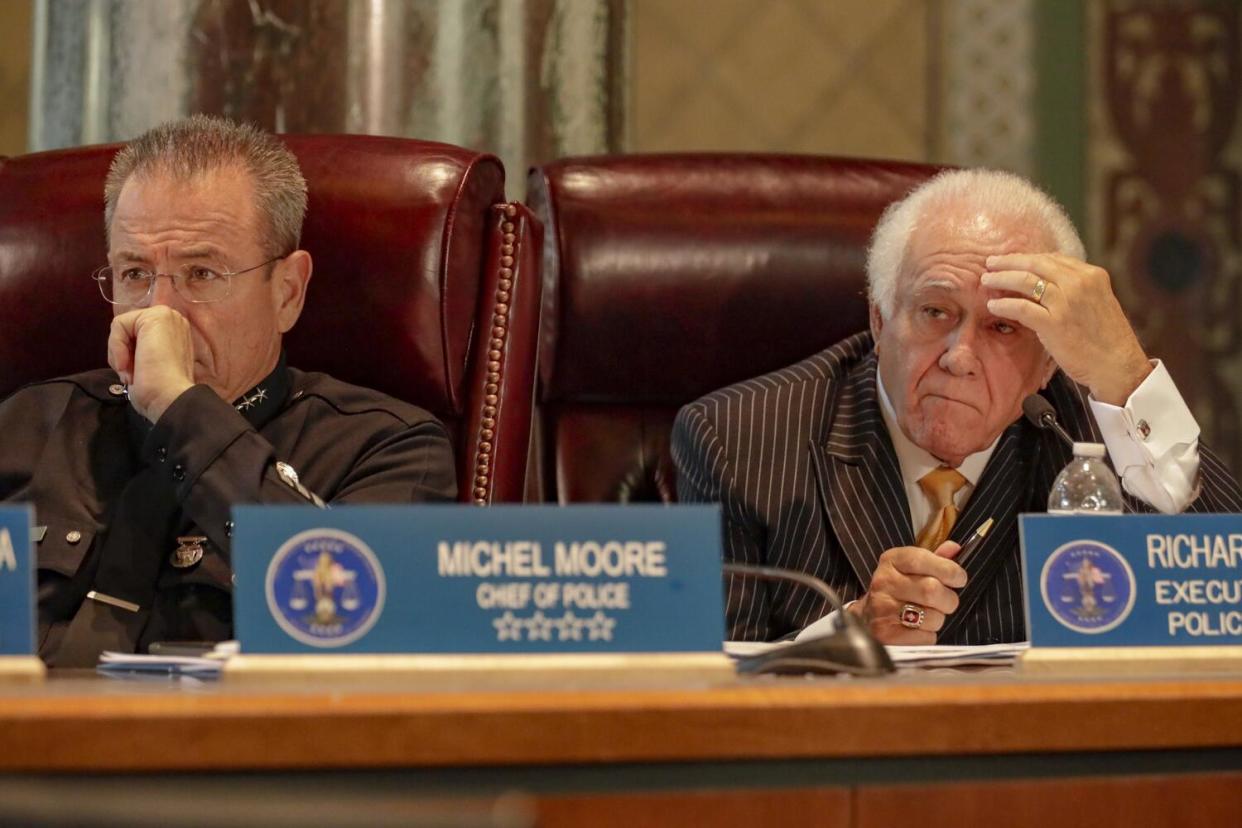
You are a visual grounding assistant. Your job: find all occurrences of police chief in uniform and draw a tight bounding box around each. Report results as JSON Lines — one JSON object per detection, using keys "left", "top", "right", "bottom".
{"left": 0, "top": 116, "right": 457, "bottom": 667}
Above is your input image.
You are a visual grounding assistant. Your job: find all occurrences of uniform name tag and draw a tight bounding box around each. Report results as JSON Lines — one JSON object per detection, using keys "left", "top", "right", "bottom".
{"left": 231, "top": 505, "right": 725, "bottom": 654}
{"left": 1021, "top": 514, "right": 1242, "bottom": 647}
{"left": 0, "top": 506, "right": 36, "bottom": 655}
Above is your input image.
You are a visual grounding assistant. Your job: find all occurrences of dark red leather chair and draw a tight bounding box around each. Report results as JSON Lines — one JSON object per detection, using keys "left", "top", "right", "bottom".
{"left": 527, "top": 154, "right": 943, "bottom": 503}
{"left": 0, "top": 135, "right": 540, "bottom": 504}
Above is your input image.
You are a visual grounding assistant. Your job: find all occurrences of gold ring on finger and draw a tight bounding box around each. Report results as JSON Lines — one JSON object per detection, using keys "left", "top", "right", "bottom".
{"left": 1032, "top": 278, "right": 1048, "bottom": 305}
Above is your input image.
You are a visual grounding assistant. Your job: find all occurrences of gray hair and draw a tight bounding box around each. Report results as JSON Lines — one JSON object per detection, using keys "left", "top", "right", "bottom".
{"left": 865, "top": 168, "right": 1085, "bottom": 320}
{"left": 104, "top": 114, "right": 307, "bottom": 258}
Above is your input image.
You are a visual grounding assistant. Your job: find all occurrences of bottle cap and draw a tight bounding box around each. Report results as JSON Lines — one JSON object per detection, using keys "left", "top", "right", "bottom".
{"left": 1071, "top": 442, "right": 1106, "bottom": 458}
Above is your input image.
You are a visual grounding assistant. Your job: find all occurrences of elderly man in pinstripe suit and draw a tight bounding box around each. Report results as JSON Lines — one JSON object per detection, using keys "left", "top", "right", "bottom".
{"left": 673, "top": 169, "right": 1242, "bottom": 645}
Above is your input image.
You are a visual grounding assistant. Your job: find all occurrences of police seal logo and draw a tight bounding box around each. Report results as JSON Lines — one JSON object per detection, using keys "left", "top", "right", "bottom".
{"left": 265, "top": 529, "right": 385, "bottom": 647}
{"left": 1040, "top": 539, "right": 1136, "bottom": 634}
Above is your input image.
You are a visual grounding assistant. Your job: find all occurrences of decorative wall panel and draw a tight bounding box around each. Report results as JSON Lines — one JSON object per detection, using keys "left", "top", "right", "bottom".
{"left": 0, "top": 0, "right": 32, "bottom": 157}
{"left": 1087, "top": 1, "right": 1242, "bottom": 469}
{"left": 936, "top": 0, "right": 1036, "bottom": 176}
{"left": 629, "top": 0, "right": 933, "bottom": 160}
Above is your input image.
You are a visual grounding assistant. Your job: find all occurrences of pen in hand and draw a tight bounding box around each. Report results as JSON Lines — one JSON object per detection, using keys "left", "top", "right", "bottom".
{"left": 954, "top": 517, "right": 994, "bottom": 570}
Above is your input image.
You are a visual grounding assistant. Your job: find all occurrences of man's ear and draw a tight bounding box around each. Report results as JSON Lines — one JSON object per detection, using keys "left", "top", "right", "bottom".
{"left": 274, "top": 250, "right": 313, "bottom": 334}
{"left": 869, "top": 304, "right": 884, "bottom": 349}
{"left": 1040, "top": 352, "right": 1057, "bottom": 388}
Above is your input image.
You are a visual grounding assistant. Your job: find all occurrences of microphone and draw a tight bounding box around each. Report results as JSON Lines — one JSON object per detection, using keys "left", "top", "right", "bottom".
{"left": 1022, "top": 394, "right": 1074, "bottom": 447}
{"left": 1024, "top": 393, "right": 1132, "bottom": 513}
{"left": 723, "top": 563, "right": 894, "bottom": 677}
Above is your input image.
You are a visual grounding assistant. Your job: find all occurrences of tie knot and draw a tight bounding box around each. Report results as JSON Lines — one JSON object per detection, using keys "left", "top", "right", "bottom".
{"left": 919, "top": 466, "right": 968, "bottom": 509}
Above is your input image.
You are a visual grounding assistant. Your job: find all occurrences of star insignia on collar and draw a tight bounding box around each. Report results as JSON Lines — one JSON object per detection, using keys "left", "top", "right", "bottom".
{"left": 235, "top": 387, "right": 268, "bottom": 411}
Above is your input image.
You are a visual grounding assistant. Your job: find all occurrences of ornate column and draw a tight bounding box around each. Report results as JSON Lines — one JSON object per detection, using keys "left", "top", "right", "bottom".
{"left": 935, "top": 0, "right": 1037, "bottom": 177}
{"left": 29, "top": 0, "right": 626, "bottom": 196}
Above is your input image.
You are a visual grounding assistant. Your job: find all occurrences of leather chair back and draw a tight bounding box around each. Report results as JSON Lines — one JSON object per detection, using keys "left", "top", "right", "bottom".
{"left": 527, "top": 153, "right": 942, "bottom": 503}
{"left": 0, "top": 135, "right": 541, "bottom": 503}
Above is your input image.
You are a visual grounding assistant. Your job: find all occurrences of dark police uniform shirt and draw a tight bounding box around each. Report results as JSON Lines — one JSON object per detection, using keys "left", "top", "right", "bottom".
{"left": 0, "top": 357, "right": 456, "bottom": 665}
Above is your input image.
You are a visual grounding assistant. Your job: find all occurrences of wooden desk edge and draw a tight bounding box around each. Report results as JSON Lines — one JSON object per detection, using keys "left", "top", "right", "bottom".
{"left": 4, "top": 677, "right": 1242, "bottom": 772}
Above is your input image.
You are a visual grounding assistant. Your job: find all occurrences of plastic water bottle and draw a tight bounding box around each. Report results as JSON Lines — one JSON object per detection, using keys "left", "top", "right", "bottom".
{"left": 1047, "top": 442, "right": 1124, "bottom": 514}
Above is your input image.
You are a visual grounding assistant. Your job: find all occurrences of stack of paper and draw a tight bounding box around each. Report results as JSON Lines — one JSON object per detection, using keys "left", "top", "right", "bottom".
{"left": 97, "top": 641, "right": 239, "bottom": 677}
{"left": 886, "top": 641, "right": 1028, "bottom": 669}
{"left": 722, "top": 640, "right": 1027, "bottom": 670}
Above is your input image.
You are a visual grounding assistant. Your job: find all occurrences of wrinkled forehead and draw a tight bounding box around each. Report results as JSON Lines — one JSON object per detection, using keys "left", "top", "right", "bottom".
{"left": 900, "top": 207, "right": 1056, "bottom": 285}
{"left": 110, "top": 164, "right": 263, "bottom": 249}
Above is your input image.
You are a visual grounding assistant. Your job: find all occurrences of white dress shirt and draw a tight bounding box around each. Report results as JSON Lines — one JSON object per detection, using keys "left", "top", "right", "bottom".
{"left": 876, "top": 360, "right": 1202, "bottom": 526}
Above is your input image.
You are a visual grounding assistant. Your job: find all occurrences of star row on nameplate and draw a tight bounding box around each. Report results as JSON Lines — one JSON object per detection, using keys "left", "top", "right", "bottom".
{"left": 491, "top": 609, "right": 617, "bottom": 642}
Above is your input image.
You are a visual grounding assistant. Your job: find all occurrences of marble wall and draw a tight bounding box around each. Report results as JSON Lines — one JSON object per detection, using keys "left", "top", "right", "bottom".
{"left": 27, "top": 0, "right": 626, "bottom": 197}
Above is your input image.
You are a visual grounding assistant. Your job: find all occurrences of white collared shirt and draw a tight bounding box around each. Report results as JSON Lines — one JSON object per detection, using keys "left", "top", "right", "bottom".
{"left": 875, "top": 370, "right": 1000, "bottom": 536}
{"left": 875, "top": 361, "right": 1201, "bottom": 532}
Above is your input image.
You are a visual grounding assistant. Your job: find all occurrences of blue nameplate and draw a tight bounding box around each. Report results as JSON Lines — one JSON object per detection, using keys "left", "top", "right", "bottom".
{"left": 232, "top": 505, "right": 725, "bottom": 654}
{"left": 0, "top": 506, "right": 35, "bottom": 656}
{"left": 1021, "top": 514, "right": 1242, "bottom": 647}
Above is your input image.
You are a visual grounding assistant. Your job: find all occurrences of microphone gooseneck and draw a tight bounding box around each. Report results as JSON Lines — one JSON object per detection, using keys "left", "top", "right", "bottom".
{"left": 723, "top": 563, "right": 894, "bottom": 677}
{"left": 1022, "top": 394, "right": 1074, "bottom": 447}
{"left": 722, "top": 562, "right": 846, "bottom": 615}
{"left": 1024, "top": 393, "right": 1132, "bottom": 514}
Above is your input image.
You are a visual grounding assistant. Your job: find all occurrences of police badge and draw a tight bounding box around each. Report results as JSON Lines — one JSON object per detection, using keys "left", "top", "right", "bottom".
{"left": 171, "top": 536, "right": 207, "bottom": 568}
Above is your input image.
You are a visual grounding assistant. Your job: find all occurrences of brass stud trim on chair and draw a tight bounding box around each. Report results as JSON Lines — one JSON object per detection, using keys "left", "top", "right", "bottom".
{"left": 472, "top": 204, "right": 522, "bottom": 506}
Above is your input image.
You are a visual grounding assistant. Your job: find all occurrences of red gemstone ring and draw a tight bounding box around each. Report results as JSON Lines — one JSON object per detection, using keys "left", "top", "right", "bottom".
{"left": 899, "top": 603, "right": 926, "bottom": 630}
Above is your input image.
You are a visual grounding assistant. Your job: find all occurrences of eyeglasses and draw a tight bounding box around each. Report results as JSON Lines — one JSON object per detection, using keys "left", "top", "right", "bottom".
{"left": 91, "top": 254, "right": 287, "bottom": 305}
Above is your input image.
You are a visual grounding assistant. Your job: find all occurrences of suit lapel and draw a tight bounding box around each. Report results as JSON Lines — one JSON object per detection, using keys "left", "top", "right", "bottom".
{"left": 809, "top": 353, "right": 912, "bottom": 590}
{"left": 937, "top": 420, "right": 1035, "bottom": 641}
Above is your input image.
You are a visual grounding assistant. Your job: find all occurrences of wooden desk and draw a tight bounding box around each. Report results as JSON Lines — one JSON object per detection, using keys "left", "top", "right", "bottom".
{"left": 5, "top": 671, "right": 1242, "bottom": 826}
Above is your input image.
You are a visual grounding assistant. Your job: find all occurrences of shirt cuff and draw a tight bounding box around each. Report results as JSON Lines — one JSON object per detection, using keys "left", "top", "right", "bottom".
{"left": 1089, "top": 360, "right": 1201, "bottom": 512}
{"left": 1089, "top": 359, "right": 1199, "bottom": 471}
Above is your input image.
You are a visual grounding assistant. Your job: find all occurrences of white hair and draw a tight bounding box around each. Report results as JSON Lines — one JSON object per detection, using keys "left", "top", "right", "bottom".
{"left": 865, "top": 168, "right": 1085, "bottom": 320}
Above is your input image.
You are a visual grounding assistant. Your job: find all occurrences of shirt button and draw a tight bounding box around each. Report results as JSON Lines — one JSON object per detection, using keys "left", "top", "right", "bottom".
{"left": 66, "top": 530, "right": 82, "bottom": 544}
{"left": 1136, "top": 419, "right": 1151, "bottom": 440}
{"left": 225, "top": 520, "right": 234, "bottom": 538}
{"left": 172, "top": 464, "right": 186, "bottom": 482}
{"left": 156, "top": 447, "right": 168, "bottom": 463}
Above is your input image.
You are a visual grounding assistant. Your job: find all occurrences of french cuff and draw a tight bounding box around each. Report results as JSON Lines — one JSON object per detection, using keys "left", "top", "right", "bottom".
{"left": 1088, "top": 359, "right": 1200, "bottom": 473}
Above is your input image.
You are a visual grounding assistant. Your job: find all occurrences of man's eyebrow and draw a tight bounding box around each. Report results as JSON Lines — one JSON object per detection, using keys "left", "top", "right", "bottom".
{"left": 175, "top": 246, "right": 224, "bottom": 260}
{"left": 111, "top": 246, "right": 223, "bottom": 262}
{"left": 913, "top": 278, "right": 958, "bottom": 294}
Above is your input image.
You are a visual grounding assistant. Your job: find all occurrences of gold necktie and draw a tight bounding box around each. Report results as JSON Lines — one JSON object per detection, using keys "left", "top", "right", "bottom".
{"left": 916, "top": 467, "right": 968, "bottom": 551}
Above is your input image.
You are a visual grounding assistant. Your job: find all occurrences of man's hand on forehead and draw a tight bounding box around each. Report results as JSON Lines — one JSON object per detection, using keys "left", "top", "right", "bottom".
{"left": 981, "top": 252, "right": 1152, "bottom": 405}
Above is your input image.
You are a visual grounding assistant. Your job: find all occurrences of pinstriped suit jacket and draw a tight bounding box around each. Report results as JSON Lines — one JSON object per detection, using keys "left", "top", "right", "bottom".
{"left": 673, "top": 331, "right": 1242, "bottom": 644}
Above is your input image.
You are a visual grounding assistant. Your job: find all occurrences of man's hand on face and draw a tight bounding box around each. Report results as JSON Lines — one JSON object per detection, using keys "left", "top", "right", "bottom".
{"left": 107, "top": 306, "right": 196, "bottom": 423}
{"left": 982, "top": 253, "right": 1153, "bottom": 406}
{"left": 847, "top": 541, "right": 966, "bottom": 644}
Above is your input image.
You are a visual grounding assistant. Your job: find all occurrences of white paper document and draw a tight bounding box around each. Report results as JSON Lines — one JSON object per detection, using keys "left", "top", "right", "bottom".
{"left": 722, "top": 638, "right": 1027, "bottom": 669}
{"left": 885, "top": 641, "right": 1028, "bottom": 668}
{"left": 97, "top": 641, "right": 239, "bottom": 676}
